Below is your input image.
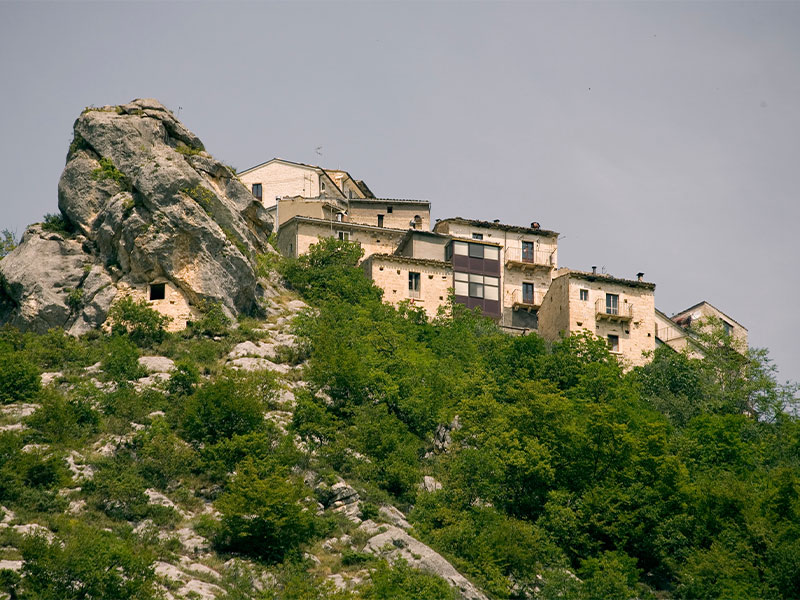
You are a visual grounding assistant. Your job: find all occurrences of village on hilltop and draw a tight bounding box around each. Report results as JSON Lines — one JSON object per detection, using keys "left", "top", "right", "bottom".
{"left": 236, "top": 158, "right": 747, "bottom": 368}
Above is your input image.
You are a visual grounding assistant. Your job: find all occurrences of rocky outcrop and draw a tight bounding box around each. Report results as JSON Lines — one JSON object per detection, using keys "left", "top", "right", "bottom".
{"left": 0, "top": 98, "right": 274, "bottom": 334}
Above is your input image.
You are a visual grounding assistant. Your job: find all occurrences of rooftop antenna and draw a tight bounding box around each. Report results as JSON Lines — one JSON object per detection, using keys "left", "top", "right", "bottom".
{"left": 315, "top": 146, "right": 323, "bottom": 157}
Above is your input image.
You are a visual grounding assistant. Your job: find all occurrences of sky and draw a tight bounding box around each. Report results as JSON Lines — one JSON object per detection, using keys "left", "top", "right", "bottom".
{"left": 1, "top": 1, "right": 798, "bottom": 384}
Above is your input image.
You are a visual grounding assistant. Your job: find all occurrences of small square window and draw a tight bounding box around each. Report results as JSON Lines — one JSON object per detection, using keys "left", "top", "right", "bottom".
{"left": 338, "top": 231, "right": 350, "bottom": 241}
{"left": 579, "top": 289, "right": 588, "bottom": 301}
{"left": 387, "top": 206, "right": 393, "bottom": 213}
{"left": 251, "top": 183, "right": 262, "bottom": 200}
{"left": 472, "top": 233, "right": 483, "bottom": 240}
{"left": 149, "top": 283, "right": 166, "bottom": 301}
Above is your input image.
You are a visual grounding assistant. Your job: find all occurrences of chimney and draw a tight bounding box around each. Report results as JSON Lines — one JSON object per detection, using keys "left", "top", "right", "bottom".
{"left": 531, "top": 221, "right": 540, "bottom": 230}
{"left": 592, "top": 266, "right": 597, "bottom": 274}
{"left": 637, "top": 272, "right": 644, "bottom": 282}
{"left": 493, "top": 219, "right": 500, "bottom": 223}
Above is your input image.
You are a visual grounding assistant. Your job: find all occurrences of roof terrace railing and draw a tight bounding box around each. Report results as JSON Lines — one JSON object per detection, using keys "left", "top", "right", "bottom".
{"left": 504, "top": 247, "right": 555, "bottom": 268}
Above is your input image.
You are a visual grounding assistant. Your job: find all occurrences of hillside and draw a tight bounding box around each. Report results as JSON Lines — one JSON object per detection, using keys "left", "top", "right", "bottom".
{"left": 0, "top": 101, "right": 798, "bottom": 600}
{"left": 0, "top": 238, "right": 797, "bottom": 599}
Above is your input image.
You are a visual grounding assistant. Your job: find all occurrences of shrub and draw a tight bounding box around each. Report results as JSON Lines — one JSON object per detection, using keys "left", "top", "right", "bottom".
{"left": 101, "top": 335, "right": 144, "bottom": 382}
{"left": 40, "top": 213, "right": 70, "bottom": 234}
{"left": 166, "top": 360, "right": 199, "bottom": 396}
{"left": 85, "top": 457, "right": 150, "bottom": 521}
{"left": 180, "top": 371, "right": 276, "bottom": 446}
{"left": 361, "top": 558, "right": 458, "bottom": 599}
{"left": 108, "top": 296, "right": 171, "bottom": 346}
{"left": 174, "top": 142, "right": 202, "bottom": 156}
{"left": 26, "top": 388, "right": 99, "bottom": 444}
{"left": 0, "top": 350, "right": 40, "bottom": 403}
{"left": 91, "top": 157, "right": 132, "bottom": 191}
{"left": 18, "top": 521, "right": 158, "bottom": 599}
{"left": 193, "top": 300, "right": 231, "bottom": 336}
{"left": 214, "top": 458, "right": 317, "bottom": 563}
{"left": 0, "top": 229, "right": 16, "bottom": 258}
{"left": 133, "top": 418, "right": 196, "bottom": 489}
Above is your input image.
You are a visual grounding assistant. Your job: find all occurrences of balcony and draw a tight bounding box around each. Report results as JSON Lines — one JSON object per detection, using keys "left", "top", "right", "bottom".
{"left": 595, "top": 298, "right": 633, "bottom": 322}
{"left": 504, "top": 247, "right": 555, "bottom": 270}
{"left": 511, "top": 288, "right": 545, "bottom": 311}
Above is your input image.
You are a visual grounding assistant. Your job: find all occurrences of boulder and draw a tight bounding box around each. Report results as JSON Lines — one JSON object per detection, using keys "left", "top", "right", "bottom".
{"left": 0, "top": 98, "right": 276, "bottom": 334}
{"left": 361, "top": 523, "right": 489, "bottom": 600}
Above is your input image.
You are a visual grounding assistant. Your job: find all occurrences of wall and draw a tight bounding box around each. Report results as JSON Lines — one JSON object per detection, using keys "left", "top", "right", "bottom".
{"left": 277, "top": 219, "right": 405, "bottom": 260}
{"left": 674, "top": 303, "right": 748, "bottom": 348}
{"left": 348, "top": 201, "right": 430, "bottom": 231}
{"left": 108, "top": 281, "right": 199, "bottom": 332}
{"left": 239, "top": 162, "right": 346, "bottom": 207}
{"left": 274, "top": 198, "right": 344, "bottom": 228}
{"left": 537, "top": 274, "right": 571, "bottom": 342}
{"left": 364, "top": 256, "right": 452, "bottom": 318}
{"left": 434, "top": 222, "right": 558, "bottom": 266}
{"left": 564, "top": 275, "right": 656, "bottom": 367}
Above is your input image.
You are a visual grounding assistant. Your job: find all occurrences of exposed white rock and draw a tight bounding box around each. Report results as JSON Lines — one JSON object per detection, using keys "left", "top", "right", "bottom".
{"left": 13, "top": 523, "right": 55, "bottom": 542}
{"left": 138, "top": 356, "right": 176, "bottom": 373}
{"left": 40, "top": 372, "right": 63, "bottom": 386}
{"left": 379, "top": 505, "right": 411, "bottom": 530}
{"left": 228, "top": 357, "right": 290, "bottom": 374}
{"left": 0, "top": 403, "right": 39, "bottom": 420}
{"left": 227, "top": 341, "right": 276, "bottom": 360}
{"left": 0, "top": 560, "right": 23, "bottom": 571}
{"left": 421, "top": 475, "right": 443, "bottom": 493}
{"left": 179, "top": 579, "right": 224, "bottom": 599}
{"left": 66, "top": 451, "right": 95, "bottom": 481}
{"left": 362, "top": 524, "right": 488, "bottom": 600}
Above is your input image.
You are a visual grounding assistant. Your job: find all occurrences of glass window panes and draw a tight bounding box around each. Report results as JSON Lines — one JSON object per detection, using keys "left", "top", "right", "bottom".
{"left": 484, "top": 246, "right": 500, "bottom": 260}
{"left": 454, "top": 272, "right": 468, "bottom": 296}
{"left": 468, "top": 243, "right": 484, "bottom": 259}
{"left": 606, "top": 293, "right": 619, "bottom": 315}
{"left": 453, "top": 241, "right": 469, "bottom": 256}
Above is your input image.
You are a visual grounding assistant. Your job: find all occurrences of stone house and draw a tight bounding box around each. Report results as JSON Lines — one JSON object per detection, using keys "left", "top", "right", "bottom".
{"left": 238, "top": 158, "right": 373, "bottom": 207}
{"left": 537, "top": 269, "right": 656, "bottom": 367}
{"left": 247, "top": 158, "right": 746, "bottom": 367}
{"left": 655, "top": 301, "right": 748, "bottom": 357}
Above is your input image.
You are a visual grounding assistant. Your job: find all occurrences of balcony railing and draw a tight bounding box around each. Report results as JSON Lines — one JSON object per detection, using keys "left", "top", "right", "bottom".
{"left": 595, "top": 298, "right": 633, "bottom": 321}
{"left": 504, "top": 247, "right": 555, "bottom": 269}
{"left": 511, "top": 288, "right": 545, "bottom": 309}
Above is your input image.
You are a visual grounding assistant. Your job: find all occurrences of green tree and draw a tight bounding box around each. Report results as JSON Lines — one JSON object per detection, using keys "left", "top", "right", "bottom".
{"left": 215, "top": 458, "right": 317, "bottom": 563}
{"left": 0, "top": 349, "right": 40, "bottom": 404}
{"left": 18, "top": 522, "right": 157, "bottom": 600}
{"left": 108, "top": 296, "right": 171, "bottom": 346}
{"left": 0, "top": 229, "right": 16, "bottom": 258}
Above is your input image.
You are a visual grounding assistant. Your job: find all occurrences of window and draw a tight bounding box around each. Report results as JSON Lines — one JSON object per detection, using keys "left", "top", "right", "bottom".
{"left": 149, "top": 283, "right": 165, "bottom": 301}
{"left": 413, "top": 215, "right": 422, "bottom": 228}
{"left": 453, "top": 241, "right": 469, "bottom": 256}
{"left": 606, "top": 293, "right": 619, "bottom": 315}
{"left": 469, "top": 273, "right": 484, "bottom": 298}
{"left": 336, "top": 212, "right": 343, "bottom": 222}
{"left": 484, "top": 276, "right": 499, "bottom": 300}
{"left": 484, "top": 245, "right": 500, "bottom": 261}
{"left": 408, "top": 272, "right": 420, "bottom": 299}
{"left": 472, "top": 233, "right": 483, "bottom": 240}
{"left": 607, "top": 334, "right": 619, "bottom": 352}
{"left": 387, "top": 206, "right": 393, "bottom": 213}
{"left": 722, "top": 319, "right": 733, "bottom": 336}
{"left": 468, "top": 243, "right": 484, "bottom": 259}
{"left": 251, "top": 183, "right": 262, "bottom": 200}
{"left": 522, "top": 241, "right": 534, "bottom": 263}
{"left": 523, "top": 282, "right": 534, "bottom": 304}
{"left": 454, "top": 272, "right": 468, "bottom": 296}
{"left": 337, "top": 231, "right": 349, "bottom": 241}
{"left": 377, "top": 215, "right": 384, "bottom": 228}
{"left": 579, "top": 289, "right": 589, "bottom": 301}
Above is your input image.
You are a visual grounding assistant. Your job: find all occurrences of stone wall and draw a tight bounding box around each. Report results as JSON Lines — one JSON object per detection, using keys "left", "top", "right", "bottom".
{"left": 240, "top": 162, "right": 344, "bottom": 207}
{"left": 364, "top": 255, "right": 452, "bottom": 318}
{"left": 348, "top": 201, "right": 430, "bottom": 231}
{"left": 277, "top": 219, "right": 405, "bottom": 261}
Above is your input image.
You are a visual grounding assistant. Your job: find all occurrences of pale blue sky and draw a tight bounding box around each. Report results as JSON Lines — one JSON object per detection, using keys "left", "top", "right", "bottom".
{"left": 1, "top": 1, "right": 798, "bottom": 383}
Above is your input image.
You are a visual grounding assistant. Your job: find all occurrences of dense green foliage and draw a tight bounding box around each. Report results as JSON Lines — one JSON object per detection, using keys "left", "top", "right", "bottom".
{"left": 281, "top": 238, "right": 800, "bottom": 599}
{"left": 0, "top": 237, "right": 797, "bottom": 599}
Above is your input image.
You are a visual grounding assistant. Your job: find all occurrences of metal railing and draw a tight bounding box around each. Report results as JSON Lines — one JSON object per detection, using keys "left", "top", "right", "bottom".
{"left": 511, "top": 288, "right": 545, "bottom": 307}
{"left": 595, "top": 298, "right": 633, "bottom": 319}
{"left": 504, "top": 247, "right": 555, "bottom": 267}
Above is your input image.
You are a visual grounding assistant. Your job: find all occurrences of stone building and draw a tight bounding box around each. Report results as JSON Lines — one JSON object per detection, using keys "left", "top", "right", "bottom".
{"left": 247, "top": 157, "right": 746, "bottom": 367}
{"left": 537, "top": 269, "right": 657, "bottom": 367}
{"left": 238, "top": 158, "right": 373, "bottom": 207}
{"left": 655, "top": 301, "right": 748, "bottom": 357}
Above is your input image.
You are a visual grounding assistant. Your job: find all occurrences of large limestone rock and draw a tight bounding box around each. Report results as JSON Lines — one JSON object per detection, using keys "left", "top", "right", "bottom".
{"left": 0, "top": 98, "right": 274, "bottom": 334}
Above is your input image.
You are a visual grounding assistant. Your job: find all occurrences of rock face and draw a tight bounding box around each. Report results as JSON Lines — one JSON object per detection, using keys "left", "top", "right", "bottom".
{"left": 0, "top": 98, "right": 274, "bottom": 334}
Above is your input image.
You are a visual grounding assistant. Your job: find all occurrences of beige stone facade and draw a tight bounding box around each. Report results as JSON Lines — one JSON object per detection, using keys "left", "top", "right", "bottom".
{"left": 538, "top": 269, "right": 656, "bottom": 367}
{"left": 272, "top": 197, "right": 346, "bottom": 229}
{"left": 106, "top": 281, "right": 200, "bottom": 332}
{"left": 362, "top": 254, "right": 452, "bottom": 318}
{"left": 277, "top": 217, "right": 406, "bottom": 260}
{"left": 347, "top": 199, "right": 431, "bottom": 231}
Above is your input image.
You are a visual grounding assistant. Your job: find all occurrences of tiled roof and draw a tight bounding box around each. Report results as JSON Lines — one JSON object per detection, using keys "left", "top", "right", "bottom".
{"left": 434, "top": 217, "right": 558, "bottom": 237}
{"left": 558, "top": 269, "right": 656, "bottom": 290}
{"left": 366, "top": 253, "right": 451, "bottom": 270}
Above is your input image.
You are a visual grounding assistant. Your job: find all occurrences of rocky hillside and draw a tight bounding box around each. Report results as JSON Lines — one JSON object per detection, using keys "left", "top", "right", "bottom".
{"left": 0, "top": 99, "right": 274, "bottom": 336}
{"left": 0, "top": 291, "right": 486, "bottom": 600}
